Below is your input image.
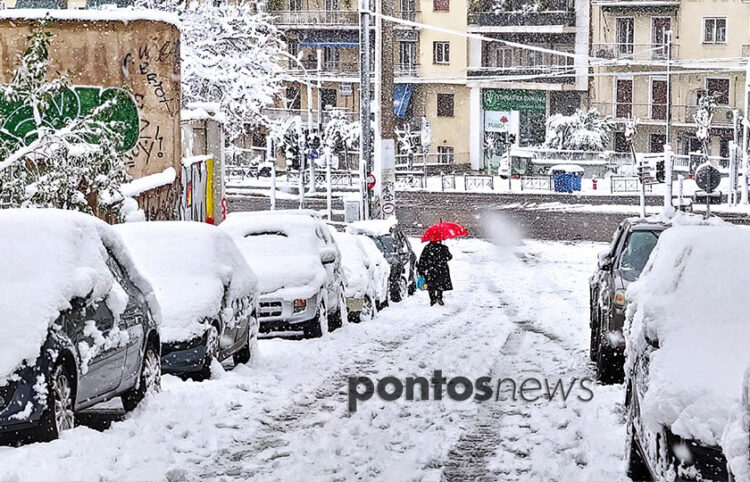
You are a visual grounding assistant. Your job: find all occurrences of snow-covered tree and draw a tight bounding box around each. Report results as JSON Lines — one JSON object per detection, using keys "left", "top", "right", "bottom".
{"left": 0, "top": 23, "right": 130, "bottom": 214}
{"left": 544, "top": 108, "right": 614, "bottom": 151}
{"left": 693, "top": 93, "right": 717, "bottom": 157}
{"left": 323, "top": 110, "right": 360, "bottom": 170}
{"left": 135, "top": 0, "right": 286, "bottom": 141}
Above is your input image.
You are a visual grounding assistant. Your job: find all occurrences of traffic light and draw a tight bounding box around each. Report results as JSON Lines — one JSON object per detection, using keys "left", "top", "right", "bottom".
{"left": 651, "top": 158, "right": 665, "bottom": 183}
{"left": 637, "top": 160, "right": 652, "bottom": 183}
{"left": 638, "top": 158, "right": 666, "bottom": 184}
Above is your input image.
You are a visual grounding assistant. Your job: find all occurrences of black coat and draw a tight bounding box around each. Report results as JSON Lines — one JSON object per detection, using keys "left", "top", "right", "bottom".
{"left": 418, "top": 242, "right": 453, "bottom": 291}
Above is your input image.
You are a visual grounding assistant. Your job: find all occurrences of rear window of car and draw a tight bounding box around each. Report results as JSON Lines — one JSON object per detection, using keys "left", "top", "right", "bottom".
{"left": 245, "top": 231, "right": 287, "bottom": 238}
{"left": 618, "top": 230, "right": 660, "bottom": 279}
{"left": 377, "top": 235, "right": 396, "bottom": 254}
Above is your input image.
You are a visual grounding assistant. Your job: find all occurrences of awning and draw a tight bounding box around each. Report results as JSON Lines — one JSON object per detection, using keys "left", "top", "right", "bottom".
{"left": 393, "top": 84, "right": 414, "bottom": 118}
{"left": 299, "top": 37, "right": 358, "bottom": 48}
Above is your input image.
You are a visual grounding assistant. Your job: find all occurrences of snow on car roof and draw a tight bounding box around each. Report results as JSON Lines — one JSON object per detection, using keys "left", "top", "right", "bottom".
{"left": 332, "top": 231, "right": 369, "bottom": 298}
{"left": 347, "top": 216, "right": 398, "bottom": 237}
{"left": 0, "top": 209, "right": 155, "bottom": 380}
{"left": 625, "top": 225, "right": 750, "bottom": 456}
{"left": 114, "top": 222, "right": 257, "bottom": 343}
{"left": 220, "top": 212, "right": 328, "bottom": 298}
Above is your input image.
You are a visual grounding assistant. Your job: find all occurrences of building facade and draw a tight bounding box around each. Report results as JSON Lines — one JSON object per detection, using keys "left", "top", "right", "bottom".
{"left": 589, "top": 0, "right": 749, "bottom": 157}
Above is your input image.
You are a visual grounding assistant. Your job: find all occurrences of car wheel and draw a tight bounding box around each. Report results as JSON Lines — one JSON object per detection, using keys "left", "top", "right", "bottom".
{"left": 359, "top": 296, "right": 375, "bottom": 323}
{"left": 595, "top": 339, "right": 624, "bottom": 385}
{"left": 122, "top": 343, "right": 161, "bottom": 412}
{"left": 197, "top": 326, "right": 220, "bottom": 381}
{"left": 328, "top": 289, "right": 348, "bottom": 331}
{"left": 626, "top": 392, "right": 651, "bottom": 481}
{"left": 589, "top": 320, "right": 599, "bottom": 362}
{"left": 233, "top": 321, "right": 255, "bottom": 366}
{"left": 391, "top": 277, "right": 408, "bottom": 303}
{"left": 37, "top": 364, "right": 76, "bottom": 441}
{"left": 304, "top": 301, "right": 326, "bottom": 338}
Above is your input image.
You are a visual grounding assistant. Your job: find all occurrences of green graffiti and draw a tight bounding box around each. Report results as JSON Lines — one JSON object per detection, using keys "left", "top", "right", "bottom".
{"left": 0, "top": 86, "right": 139, "bottom": 153}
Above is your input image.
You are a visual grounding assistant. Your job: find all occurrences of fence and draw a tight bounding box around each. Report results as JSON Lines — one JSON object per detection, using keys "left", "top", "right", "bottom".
{"left": 520, "top": 176, "right": 552, "bottom": 191}
{"left": 287, "top": 170, "right": 357, "bottom": 188}
{"left": 395, "top": 172, "right": 426, "bottom": 189}
{"left": 464, "top": 174, "right": 494, "bottom": 191}
{"left": 610, "top": 177, "right": 652, "bottom": 193}
{"left": 440, "top": 173, "right": 456, "bottom": 191}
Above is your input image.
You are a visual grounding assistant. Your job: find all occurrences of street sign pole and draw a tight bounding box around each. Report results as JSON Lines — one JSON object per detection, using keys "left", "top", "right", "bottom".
{"left": 358, "top": 0, "right": 372, "bottom": 220}
{"left": 267, "top": 137, "right": 276, "bottom": 211}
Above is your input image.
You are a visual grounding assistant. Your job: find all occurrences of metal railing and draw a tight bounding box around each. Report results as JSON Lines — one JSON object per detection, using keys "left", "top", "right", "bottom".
{"left": 394, "top": 62, "right": 420, "bottom": 76}
{"left": 440, "top": 173, "right": 456, "bottom": 191}
{"left": 520, "top": 176, "right": 552, "bottom": 191}
{"left": 591, "top": 43, "right": 678, "bottom": 61}
{"left": 287, "top": 170, "right": 358, "bottom": 188}
{"left": 268, "top": 10, "right": 359, "bottom": 26}
{"left": 511, "top": 147, "right": 632, "bottom": 166}
{"left": 611, "top": 177, "right": 652, "bottom": 193}
{"left": 395, "top": 171, "right": 426, "bottom": 189}
{"left": 468, "top": 63, "right": 575, "bottom": 80}
{"left": 590, "top": 102, "right": 736, "bottom": 127}
{"left": 262, "top": 107, "right": 359, "bottom": 124}
{"left": 394, "top": 152, "right": 469, "bottom": 167}
{"left": 393, "top": 9, "right": 417, "bottom": 21}
{"left": 464, "top": 174, "right": 494, "bottom": 191}
{"left": 468, "top": 10, "right": 575, "bottom": 27}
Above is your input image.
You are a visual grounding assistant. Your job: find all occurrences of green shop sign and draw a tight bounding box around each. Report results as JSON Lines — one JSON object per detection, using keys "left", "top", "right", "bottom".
{"left": 0, "top": 86, "right": 139, "bottom": 154}
{"left": 482, "top": 89, "right": 546, "bottom": 113}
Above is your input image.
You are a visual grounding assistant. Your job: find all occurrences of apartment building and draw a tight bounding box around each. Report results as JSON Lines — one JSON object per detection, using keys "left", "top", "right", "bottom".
{"left": 266, "top": 0, "right": 471, "bottom": 166}
{"left": 589, "top": 0, "right": 749, "bottom": 157}
{"left": 466, "top": 0, "right": 590, "bottom": 170}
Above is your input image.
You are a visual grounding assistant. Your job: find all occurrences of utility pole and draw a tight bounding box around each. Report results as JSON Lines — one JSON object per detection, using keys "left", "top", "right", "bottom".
{"left": 358, "top": 0, "right": 372, "bottom": 220}
{"left": 665, "top": 30, "right": 673, "bottom": 146}
{"left": 373, "top": 0, "right": 396, "bottom": 219}
{"left": 743, "top": 57, "right": 750, "bottom": 205}
{"left": 267, "top": 136, "right": 276, "bottom": 211}
{"left": 309, "top": 49, "right": 323, "bottom": 195}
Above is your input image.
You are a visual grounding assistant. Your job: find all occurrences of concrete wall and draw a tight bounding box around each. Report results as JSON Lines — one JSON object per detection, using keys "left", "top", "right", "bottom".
{"left": 0, "top": 16, "right": 182, "bottom": 180}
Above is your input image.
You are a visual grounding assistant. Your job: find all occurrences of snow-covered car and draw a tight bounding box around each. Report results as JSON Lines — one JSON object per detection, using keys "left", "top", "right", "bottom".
{"left": 114, "top": 222, "right": 259, "bottom": 380}
{"left": 347, "top": 217, "right": 417, "bottom": 302}
{"left": 356, "top": 235, "right": 390, "bottom": 310}
{"left": 0, "top": 209, "right": 160, "bottom": 441}
{"left": 220, "top": 212, "right": 347, "bottom": 338}
{"left": 589, "top": 217, "right": 669, "bottom": 383}
{"left": 624, "top": 225, "right": 749, "bottom": 481}
{"left": 330, "top": 230, "right": 378, "bottom": 323}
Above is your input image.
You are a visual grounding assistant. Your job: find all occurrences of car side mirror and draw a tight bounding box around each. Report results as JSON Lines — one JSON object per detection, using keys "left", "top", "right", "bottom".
{"left": 645, "top": 334, "right": 660, "bottom": 349}
{"left": 598, "top": 252, "right": 614, "bottom": 271}
{"left": 321, "top": 248, "right": 337, "bottom": 265}
{"left": 70, "top": 296, "right": 87, "bottom": 311}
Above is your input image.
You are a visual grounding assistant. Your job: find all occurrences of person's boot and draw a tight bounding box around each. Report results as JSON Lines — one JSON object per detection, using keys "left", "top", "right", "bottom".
{"left": 437, "top": 299, "right": 444, "bottom": 306}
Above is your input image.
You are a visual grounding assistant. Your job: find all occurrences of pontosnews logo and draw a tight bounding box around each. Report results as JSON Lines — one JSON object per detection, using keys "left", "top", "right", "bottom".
{"left": 348, "top": 370, "right": 594, "bottom": 412}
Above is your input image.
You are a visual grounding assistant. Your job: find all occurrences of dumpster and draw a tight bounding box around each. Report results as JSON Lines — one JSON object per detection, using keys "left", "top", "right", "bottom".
{"left": 550, "top": 164, "right": 584, "bottom": 193}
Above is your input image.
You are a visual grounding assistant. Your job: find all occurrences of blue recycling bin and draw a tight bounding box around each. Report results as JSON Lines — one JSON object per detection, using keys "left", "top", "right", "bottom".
{"left": 550, "top": 165, "right": 584, "bottom": 193}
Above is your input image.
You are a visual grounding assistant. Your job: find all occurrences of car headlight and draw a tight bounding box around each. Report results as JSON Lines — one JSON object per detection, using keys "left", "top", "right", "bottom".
{"left": 614, "top": 289, "right": 627, "bottom": 308}
{"left": 293, "top": 299, "right": 307, "bottom": 314}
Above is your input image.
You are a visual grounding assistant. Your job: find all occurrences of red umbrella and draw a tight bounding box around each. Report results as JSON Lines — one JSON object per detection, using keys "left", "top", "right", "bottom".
{"left": 421, "top": 222, "right": 468, "bottom": 243}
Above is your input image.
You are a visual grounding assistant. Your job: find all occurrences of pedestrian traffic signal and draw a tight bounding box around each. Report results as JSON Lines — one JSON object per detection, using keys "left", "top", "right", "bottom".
{"left": 637, "top": 161, "right": 652, "bottom": 183}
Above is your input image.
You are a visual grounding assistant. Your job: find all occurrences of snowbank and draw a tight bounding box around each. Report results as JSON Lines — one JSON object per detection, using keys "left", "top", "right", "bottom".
{"left": 220, "top": 213, "right": 328, "bottom": 299}
{"left": 0, "top": 209, "right": 155, "bottom": 380}
{"left": 0, "top": 9, "right": 180, "bottom": 27}
{"left": 114, "top": 222, "right": 257, "bottom": 343}
{"left": 347, "top": 216, "right": 397, "bottom": 237}
{"left": 625, "top": 225, "right": 750, "bottom": 456}
{"left": 331, "top": 231, "right": 369, "bottom": 299}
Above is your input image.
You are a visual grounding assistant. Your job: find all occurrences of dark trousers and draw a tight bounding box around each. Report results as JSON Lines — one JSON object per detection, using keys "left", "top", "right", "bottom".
{"left": 428, "top": 288, "right": 443, "bottom": 305}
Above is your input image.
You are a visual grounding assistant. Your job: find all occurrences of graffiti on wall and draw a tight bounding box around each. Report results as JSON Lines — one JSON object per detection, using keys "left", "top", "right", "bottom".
{"left": 0, "top": 86, "right": 139, "bottom": 154}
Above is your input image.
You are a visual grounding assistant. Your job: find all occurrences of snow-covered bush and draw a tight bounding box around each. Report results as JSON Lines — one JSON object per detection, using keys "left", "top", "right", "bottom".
{"left": 544, "top": 109, "right": 614, "bottom": 152}
{"left": 0, "top": 23, "right": 130, "bottom": 214}
{"left": 135, "top": 0, "right": 286, "bottom": 141}
{"left": 693, "top": 93, "right": 717, "bottom": 156}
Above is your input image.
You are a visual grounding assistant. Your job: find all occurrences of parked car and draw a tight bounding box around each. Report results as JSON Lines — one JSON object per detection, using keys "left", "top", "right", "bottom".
{"left": 589, "top": 217, "right": 669, "bottom": 383}
{"left": 330, "top": 230, "right": 378, "bottom": 323}
{"left": 624, "top": 225, "right": 747, "bottom": 481}
{"left": 220, "top": 212, "right": 347, "bottom": 338}
{"left": 0, "top": 209, "right": 160, "bottom": 442}
{"left": 356, "top": 235, "right": 390, "bottom": 311}
{"left": 347, "top": 217, "right": 417, "bottom": 302}
{"left": 114, "top": 222, "right": 259, "bottom": 380}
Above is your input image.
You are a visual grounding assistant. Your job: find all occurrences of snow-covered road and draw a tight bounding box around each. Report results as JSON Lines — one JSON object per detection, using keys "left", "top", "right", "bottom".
{"left": 0, "top": 239, "right": 630, "bottom": 482}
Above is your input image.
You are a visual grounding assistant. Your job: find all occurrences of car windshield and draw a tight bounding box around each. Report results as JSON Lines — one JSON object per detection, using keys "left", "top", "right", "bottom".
{"left": 619, "top": 230, "right": 660, "bottom": 279}
{"left": 376, "top": 235, "right": 396, "bottom": 254}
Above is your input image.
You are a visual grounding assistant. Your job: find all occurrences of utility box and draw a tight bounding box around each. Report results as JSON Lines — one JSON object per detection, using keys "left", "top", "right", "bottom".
{"left": 344, "top": 195, "right": 361, "bottom": 223}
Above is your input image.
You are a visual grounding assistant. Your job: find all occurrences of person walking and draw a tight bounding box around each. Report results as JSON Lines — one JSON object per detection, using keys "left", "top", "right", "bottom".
{"left": 417, "top": 241, "right": 453, "bottom": 306}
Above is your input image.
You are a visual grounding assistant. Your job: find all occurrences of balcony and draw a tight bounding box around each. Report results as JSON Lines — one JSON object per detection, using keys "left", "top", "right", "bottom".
{"left": 591, "top": 43, "right": 678, "bottom": 62}
{"left": 590, "top": 102, "right": 736, "bottom": 127}
{"left": 468, "top": 64, "right": 576, "bottom": 83}
{"left": 394, "top": 62, "right": 420, "bottom": 77}
{"left": 393, "top": 10, "right": 417, "bottom": 22}
{"left": 263, "top": 107, "right": 359, "bottom": 125}
{"left": 268, "top": 10, "right": 359, "bottom": 27}
{"left": 468, "top": 8, "right": 575, "bottom": 28}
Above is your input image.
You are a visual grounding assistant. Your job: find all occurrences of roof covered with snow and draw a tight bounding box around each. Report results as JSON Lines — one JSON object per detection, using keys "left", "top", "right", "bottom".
{"left": 625, "top": 225, "right": 750, "bottom": 456}
{"left": 0, "top": 209, "right": 155, "bottom": 380}
{"left": 0, "top": 9, "right": 180, "bottom": 27}
{"left": 220, "top": 213, "right": 330, "bottom": 298}
{"left": 347, "top": 216, "right": 398, "bottom": 237}
{"left": 114, "top": 221, "right": 257, "bottom": 343}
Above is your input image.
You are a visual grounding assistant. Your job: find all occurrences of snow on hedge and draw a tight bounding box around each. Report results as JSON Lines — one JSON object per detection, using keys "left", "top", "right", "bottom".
{"left": 114, "top": 221, "right": 257, "bottom": 343}
{"left": 625, "top": 225, "right": 750, "bottom": 467}
{"left": 0, "top": 209, "right": 155, "bottom": 380}
{"left": 220, "top": 213, "right": 328, "bottom": 299}
{"left": 331, "top": 231, "right": 370, "bottom": 299}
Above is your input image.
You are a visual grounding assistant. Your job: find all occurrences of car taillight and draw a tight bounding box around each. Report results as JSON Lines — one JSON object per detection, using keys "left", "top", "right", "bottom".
{"left": 614, "top": 289, "right": 627, "bottom": 308}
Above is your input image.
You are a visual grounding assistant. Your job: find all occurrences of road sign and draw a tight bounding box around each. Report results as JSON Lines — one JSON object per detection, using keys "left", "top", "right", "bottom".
{"left": 382, "top": 202, "right": 395, "bottom": 215}
{"left": 695, "top": 163, "right": 721, "bottom": 193}
{"left": 367, "top": 173, "right": 376, "bottom": 190}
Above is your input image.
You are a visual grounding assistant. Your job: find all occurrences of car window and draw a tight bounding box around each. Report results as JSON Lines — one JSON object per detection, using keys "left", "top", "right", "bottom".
{"left": 377, "top": 235, "right": 396, "bottom": 254}
{"left": 105, "top": 251, "right": 140, "bottom": 300}
{"left": 618, "top": 230, "right": 660, "bottom": 279}
{"left": 371, "top": 237, "right": 386, "bottom": 252}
